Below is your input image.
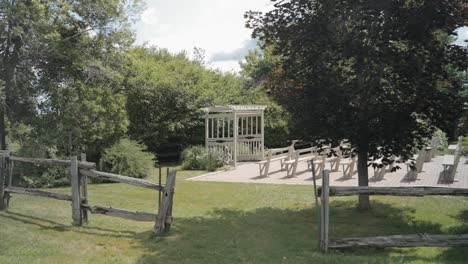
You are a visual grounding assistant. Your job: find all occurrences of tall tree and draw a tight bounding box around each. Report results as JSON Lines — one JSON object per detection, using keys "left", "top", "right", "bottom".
{"left": 125, "top": 47, "right": 290, "bottom": 157}
{"left": 0, "top": 0, "right": 141, "bottom": 156}
{"left": 0, "top": 0, "right": 46, "bottom": 149}
{"left": 247, "top": 0, "right": 468, "bottom": 209}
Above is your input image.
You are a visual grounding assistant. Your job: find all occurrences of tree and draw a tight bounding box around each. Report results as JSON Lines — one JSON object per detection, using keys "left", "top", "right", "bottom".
{"left": 38, "top": 82, "right": 129, "bottom": 160}
{"left": 246, "top": 0, "right": 468, "bottom": 209}
{"left": 0, "top": 0, "right": 48, "bottom": 149}
{"left": 240, "top": 47, "right": 282, "bottom": 89}
{"left": 125, "top": 47, "right": 290, "bottom": 156}
{"left": 0, "top": 0, "right": 141, "bottom": 158}
{"left": 240, "top": 48, "right": 292, "bottom": 146}
{"left": 457, "top": 69, "right": 468, "bottom": 135}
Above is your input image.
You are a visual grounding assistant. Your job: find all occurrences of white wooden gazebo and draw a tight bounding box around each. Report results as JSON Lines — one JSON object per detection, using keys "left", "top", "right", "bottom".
{"left": 203, "top": 105, "right": 266, "bottom": 166}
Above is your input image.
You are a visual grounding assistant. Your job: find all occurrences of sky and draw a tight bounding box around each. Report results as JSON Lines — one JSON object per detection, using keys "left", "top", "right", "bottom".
{"left": 134, "top": 0, "right": 273, "bottom": 73}
{"left": 134, "top": 0, "right": 468, "bottom": 73}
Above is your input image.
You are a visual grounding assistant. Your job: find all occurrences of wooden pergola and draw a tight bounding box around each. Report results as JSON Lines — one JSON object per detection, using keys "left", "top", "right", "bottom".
{"left": 203, "top": 105, "right": 266, "bottom": 166}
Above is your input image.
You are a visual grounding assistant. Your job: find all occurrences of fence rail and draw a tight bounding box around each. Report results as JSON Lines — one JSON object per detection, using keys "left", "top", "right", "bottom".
{"left": 328, "top": 234, "right": 468, "bottom": 248}
{"left": 81, "top": 204, "right": 157, "bottom": 222}
{"left": 80, "top": 169, "right": 164, "bottom": 191}
{"left": 5, "top": 186, "right": 76, "bottom": 201}
{"left": 10, "top": 156, "right": 96, "bottom": 169}
{"left": 0, "top": 154, "right": 176, "bottom": 235}
{"left": 317, "top": 170, "right": 468, "bottom": 252}
{"left": 318, "top": 186, "right": 468, "bottom": 197}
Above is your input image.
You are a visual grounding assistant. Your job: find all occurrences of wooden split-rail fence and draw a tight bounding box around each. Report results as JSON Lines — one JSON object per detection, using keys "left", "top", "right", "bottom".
{"left": 316, "top": 170, "right": 468, "bottom": 251}
{"left": 0, "top": 153, "right": 176, "bottom": 234}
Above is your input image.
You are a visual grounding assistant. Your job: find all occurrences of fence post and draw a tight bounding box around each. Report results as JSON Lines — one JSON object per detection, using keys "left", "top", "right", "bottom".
{"left": 0, "top": 155, "right": 6, "bottom": 210}
{"left": 320, "top": 169, "right": 330, "bottom": 252}
{"left": 312, "top": 160, "right": 321, "bottom": 245}
{"left": 80, "top": 153, "right": 88, "bottom": 223}
{"left": 154, "top": 169, "right": 177, "bottom": 235}
{"left": 5, "top": 158, "right": 13, "bottom": 208}
{"left": 165, "top": 170, "right": 176, "bottom": 232}
{"left": 70, "top": 156, "right": 82, "bottom": 226}
{"left": 158, "top": 167, "right": 162, "bottom": 214}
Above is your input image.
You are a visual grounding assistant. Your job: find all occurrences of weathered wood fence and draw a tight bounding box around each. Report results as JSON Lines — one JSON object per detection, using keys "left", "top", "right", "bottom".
{"left": 317, "top": 170, "right": 468, "bottom": 251}
{"left": 0, "top": 153, "right": 176, "bottom": 234}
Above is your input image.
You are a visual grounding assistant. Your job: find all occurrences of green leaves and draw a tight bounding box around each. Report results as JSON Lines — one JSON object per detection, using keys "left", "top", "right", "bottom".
{"left": 125, "top": 47, "right": 289, "bottom": 154}
{"left": 39, "top": 82, "right": 129, "bottom": 159}
{"left": 100, "top": 138, "right": 156, "bottom": 179}
{"left": 246, "top": 0, "right": 466, "bottom": 159}
{"left": 1, "top": 0, "right": 141, "bottom": 160}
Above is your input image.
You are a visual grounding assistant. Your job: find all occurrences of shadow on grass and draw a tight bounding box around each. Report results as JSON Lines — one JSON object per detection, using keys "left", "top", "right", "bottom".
{"left": 1, "top": 200, "right": 467, "bottom": 263}
{"left": 0, "top": 211, "right": 137, "bottom": 238}
{"left": 436, "top": 209, "right": 468, "bottom": 263}
{"left": 136, "top": 201, "right": 467, "bottom": 264}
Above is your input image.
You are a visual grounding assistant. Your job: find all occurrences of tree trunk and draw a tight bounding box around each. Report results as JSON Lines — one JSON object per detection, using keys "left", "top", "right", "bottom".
{"left": 0, "top": 104, "right": 5, "bottom": 150}
{"left": 355, "top": 55, "right": 371, "bottom": 210}
{"left": 1, "top": 22, "right": 23, "bottom": 151}
{"left": 357, "top": 146, "right": 370, "bottom": 210}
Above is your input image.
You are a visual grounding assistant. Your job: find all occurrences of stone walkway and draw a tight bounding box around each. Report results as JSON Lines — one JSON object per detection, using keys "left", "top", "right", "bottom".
{"left": 187, "top": 155, "right": 468, "bottom": 188}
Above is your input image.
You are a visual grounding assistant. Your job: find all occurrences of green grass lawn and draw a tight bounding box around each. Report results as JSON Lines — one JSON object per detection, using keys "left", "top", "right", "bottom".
{"left": 1, "top": 166, "right": 468, "bottom": 264}
{"left": 461, "top": 136, "right": 468, "bottom": 151}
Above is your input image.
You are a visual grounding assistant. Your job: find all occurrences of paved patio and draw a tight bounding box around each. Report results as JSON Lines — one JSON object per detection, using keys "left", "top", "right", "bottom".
{"left": 187, "top": 155, "right": 468, "bottom": 188}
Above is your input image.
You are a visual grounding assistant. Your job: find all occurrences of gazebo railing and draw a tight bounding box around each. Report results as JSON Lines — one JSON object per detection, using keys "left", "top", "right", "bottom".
{"left": 207, "top": 140, "right": 235, "bottom": 163}
{"left": 237, "top": 137, "right": 263, "bottom": 161}
{"left": 204, "top": 105, "right": 266, "bottom": 165}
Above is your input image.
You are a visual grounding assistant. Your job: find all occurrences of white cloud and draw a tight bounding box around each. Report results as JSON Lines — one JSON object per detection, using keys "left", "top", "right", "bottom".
{"left": 134, "top": 0, "right": 272, "bottom": 72}
{"left": 455, "top": 27, "right": 468, "bottom": 46}
{"left": 158, "top": 24, "right": 172, "bottom": 32}
{"left": 211, "top": 39, "right": 258, "bottom": 62}
{"left": 140, "top": 8, "right": 159, "bottom": 26}
{"left": 210, "top": 60, "right": 242, "bottom": 73}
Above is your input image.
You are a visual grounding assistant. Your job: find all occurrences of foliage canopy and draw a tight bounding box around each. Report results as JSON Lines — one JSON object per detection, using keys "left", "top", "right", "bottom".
{"left": 246, "top": 0, "right": 468, "bottom": 208}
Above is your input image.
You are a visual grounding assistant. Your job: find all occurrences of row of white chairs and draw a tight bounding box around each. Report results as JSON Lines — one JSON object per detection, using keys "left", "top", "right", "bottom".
{"left": 256, "top": 144, "right": 357, "bottom": 178}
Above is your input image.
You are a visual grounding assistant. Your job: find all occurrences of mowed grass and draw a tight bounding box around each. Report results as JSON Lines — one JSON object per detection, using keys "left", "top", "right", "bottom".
{"left": 1, "top": 166, "right": 468, "bottom": 264}
{"left": 462, "top": 136, "right": 468, "bottom": 151}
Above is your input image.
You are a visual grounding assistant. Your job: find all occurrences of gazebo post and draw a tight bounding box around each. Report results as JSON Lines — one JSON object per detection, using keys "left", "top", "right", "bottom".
{"left": 261, "top": 109, "right": 265, "bottom": 160}
{"left": 205, "top": 114, "right": 209, "bottom": 152}
{"left": 233, "top": 111, "right": 238, "bottom": 167}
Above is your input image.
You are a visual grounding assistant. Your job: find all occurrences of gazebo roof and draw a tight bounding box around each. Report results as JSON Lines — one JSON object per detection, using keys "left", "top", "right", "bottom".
{"left": 202, "top": 105, "right": 267, "bottom": 114}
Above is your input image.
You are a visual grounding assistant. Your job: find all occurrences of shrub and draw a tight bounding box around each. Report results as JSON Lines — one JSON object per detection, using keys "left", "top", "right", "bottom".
{"left": 10, "top": 126, "right": 70, "bottom": 188}
{"left": 432, "top": 129, "right": 448, "bottom": 151}
{"left": 20, "top": 165, "right": 70, "bottom": 188}
{"left": 100, "top": 139, "right": 156, "bottom": 179}
{"left": 181, "top": 145, "right": 224, "bottom": 171}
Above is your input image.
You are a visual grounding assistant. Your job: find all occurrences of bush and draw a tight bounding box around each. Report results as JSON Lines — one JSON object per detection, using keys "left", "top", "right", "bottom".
{"left": 432, "top": 129, "right": 448, "bottom": 151}
{"left": 100, "top": 139, "right": 156, "bottom": 179}
{"left": 10, "top": 125, "right": 70, "bottom": 188}
{"left": 20, "top": 165, "right": 70, "bottom": 188}
{"left": 181, "top": 145, "right": 224, "bottom": 171}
